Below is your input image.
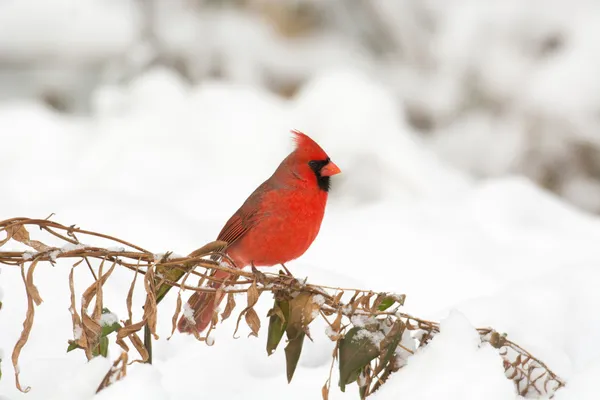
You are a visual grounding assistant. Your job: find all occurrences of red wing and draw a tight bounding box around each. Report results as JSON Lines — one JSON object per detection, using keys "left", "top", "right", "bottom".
{"left": 216, "top": 181, "right": 273, "bottom": 246}
{"left": 217, "top": 212, "right": 253, "bottom": 245}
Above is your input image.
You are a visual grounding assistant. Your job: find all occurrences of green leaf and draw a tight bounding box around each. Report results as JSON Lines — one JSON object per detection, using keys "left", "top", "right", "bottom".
{"left": 266, "top": 299, "right": 289, "bottom": 355}
{"left": 378, "top": 297, "right": 395, "bottom": 311}
{"left": 338, "top": 327, "right": 380, "bottom": 392}
{"left": 101, "top": 322, "right": 121, "bottom": 337}
{"left": 100, "top": 308, "right": 121, "bottom": 337}
{"left": 284, "top": 331, "right": 305, "bottom": 383}
{"left": 98, "top": 336, "right": 109, "bottom": 358}
{"left": 66, "top": 341, "right": 81, "bottom": 353}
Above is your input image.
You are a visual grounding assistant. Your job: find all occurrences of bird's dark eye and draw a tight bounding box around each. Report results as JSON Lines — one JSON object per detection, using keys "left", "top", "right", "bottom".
{"left": 308, "top": 158, "right": 330, "bottom": 174}
{"left": 308, "top": 158, "right": 331, "bottom": 192}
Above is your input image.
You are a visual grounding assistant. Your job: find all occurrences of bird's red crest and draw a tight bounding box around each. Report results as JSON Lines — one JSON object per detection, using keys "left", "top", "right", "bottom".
{"left": 291, "top": 129, "right": 329, "bottom": 161}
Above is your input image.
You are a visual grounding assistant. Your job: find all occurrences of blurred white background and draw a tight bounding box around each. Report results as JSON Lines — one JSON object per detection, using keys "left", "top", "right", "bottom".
{"left": 3, "top": 1, "right": 600, "bottom": 399}
{"left": 2, "top": 0, "right": 600, "bottom": 212}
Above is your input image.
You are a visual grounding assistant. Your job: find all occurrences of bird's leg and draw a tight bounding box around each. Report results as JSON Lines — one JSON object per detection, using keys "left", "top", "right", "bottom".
{"left": 280, "top": 263, "right": 293, "bottom": 276}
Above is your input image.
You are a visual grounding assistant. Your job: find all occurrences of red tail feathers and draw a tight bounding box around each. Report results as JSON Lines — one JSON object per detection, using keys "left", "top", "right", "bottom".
{"left": 177, "top": 269, "right": 230, "bottom": 334}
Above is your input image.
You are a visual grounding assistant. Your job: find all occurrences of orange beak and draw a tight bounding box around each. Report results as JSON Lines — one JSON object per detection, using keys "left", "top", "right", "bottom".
{"left": 320, "top": 161, "right": 341, "bottom": 177}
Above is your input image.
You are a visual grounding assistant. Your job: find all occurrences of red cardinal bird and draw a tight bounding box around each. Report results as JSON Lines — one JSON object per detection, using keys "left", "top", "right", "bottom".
{"left": 178, "top": 130, "right": 341, "bottom": 334}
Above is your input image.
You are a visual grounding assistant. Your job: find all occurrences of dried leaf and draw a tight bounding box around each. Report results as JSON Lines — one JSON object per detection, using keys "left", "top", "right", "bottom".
{"left": 82, "top": 313, "right": 102, "bottom": 360}
{"left": 68, "top": 265, "right": 87, "bottom": 351}
{"left": 326, "top": 311, "right": 343, "bottom": 341}
{"left": 10, "top": 224, "right": 30, "bottom": 243}
{"left": 169, "top": 291, "right": 183, "bottom": 339}
{"left": 142, "top": 266, "right": 159, "bottom": 340}
{"left": 338, "top": 327, "right": 380, "bottom": 392}
{"left": 266, "top": 300, "right": 289, "bottom": 355}
{"left": 287, "top": 293, "right": 318, "bottom": 340}
{"left": 333, "top": 291, "right": 344, "bottom": 305}
{"left": 25, "top": 256, "right": 42, "bottom": 306}
{"left": 322, "top": 381, "right": 329, "bottom": 400}
{"left": 128, "top": 331, "right": 149, "bottom": 363}
{"left": 11, "top": 262, "right": 37, "bottom": 393}
{"left": 221, "top": 292, "right": 236, "bottom": 321}
{"left": 96, "top": 352, "right": 128, "bottom": 394}
{"left": 247, "top": 281, "right": 259, "bottom": 308}
{"left": 81, "top": 260, "right": 116, "bottom": 311}
{"left": 126, "top": 264, "right": 139, "bottom": 323}
{"left": 0, "top": 223, "right": 51, "bottom": 252}
{"left": 245, "top": 308, "right": 261, "bottom": 337}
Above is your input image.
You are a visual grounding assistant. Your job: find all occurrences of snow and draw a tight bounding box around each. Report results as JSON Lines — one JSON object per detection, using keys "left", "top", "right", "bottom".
{"left": 1, "top": 4, "right": 600, "bottom": 396}
{"left": 99, "top": 312, "right": 118, "bottom": 327}
{"left": 372, "top": 311, "right": 517, "bottom": 399}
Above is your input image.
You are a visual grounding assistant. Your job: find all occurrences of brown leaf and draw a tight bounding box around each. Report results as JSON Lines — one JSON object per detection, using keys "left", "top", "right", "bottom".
{"left": 81, "top": 313, "right": 102, "bottom": 360}
{"left": 326, "top": 311, "right": 343, "bottom": 341}
{"left": 371, "top": 293, "right": 386, "bottom": 312}
{"left": 96, "top": 352, "right": 128, "bottom": 393}
{"left": 245, "top": 308, "right": 261, "bottom": 337}
{"left": 247, "top": 280, "right": 259, "bottom": 308}
{"left": 169, "top": 291, "right": 183, "bottom": 339}
{"left": 92, "top": 261, "right": 115, "bottom": 321}
{"left": 0, "top": 223, "right": 51, "bottom": 252}
{"left": 322, "top": 381, "right": 330, "bottom": 400}
{"left": 142, "top": 266, "right": 159, "bottom": 340}
{"left": 287, "top": 293, "right": 319, "bottom": 340}
{"left": 116, "top": 321, "right": 149, "bottom": 363}
{"left": 68, "top": 264, "right": 92, "bottom": 355}
{"left": 26, "top": 240, "right": 52, "bottom": 252}
{"left": 11, "top": 262, "right": 38, "bottom": 393}
{"left": 126, "top": 264, "right": 139, "bottom": 323}
{"left": 221, "top": 292, "right": 236, "bottom": 321}
{"left": 81, "top": 260, "right": 116, "bottom": 311}
{"left": 10, "top": 224, "right": 30, "bottom": 243}
{"left": 128, "top": 332, "right": 149, "bottom": 363}
{"left": 25, "top": 257, "right": 43, "bottom": 306}
{"left": 333, "top": 291, "right": 344, "bottom": 305}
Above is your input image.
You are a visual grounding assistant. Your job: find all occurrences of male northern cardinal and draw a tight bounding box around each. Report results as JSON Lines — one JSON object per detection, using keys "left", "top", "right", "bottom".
{"left": 178, "top": 130, "right": 341, "bottom": 334}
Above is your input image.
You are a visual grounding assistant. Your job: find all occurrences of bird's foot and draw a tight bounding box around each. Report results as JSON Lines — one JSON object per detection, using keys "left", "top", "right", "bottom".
{"left": 280, "top": 263, "right": 293, "bottom": 277}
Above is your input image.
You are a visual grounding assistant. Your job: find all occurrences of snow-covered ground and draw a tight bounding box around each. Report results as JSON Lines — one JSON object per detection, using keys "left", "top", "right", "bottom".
{"left": 1, "top": 67, "right": 600, "bottom": 399}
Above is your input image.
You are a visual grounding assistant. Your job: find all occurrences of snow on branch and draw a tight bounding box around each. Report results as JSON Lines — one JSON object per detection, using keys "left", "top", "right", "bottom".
{"left": 0, "top": 217, "right": 566, "bottom": 398}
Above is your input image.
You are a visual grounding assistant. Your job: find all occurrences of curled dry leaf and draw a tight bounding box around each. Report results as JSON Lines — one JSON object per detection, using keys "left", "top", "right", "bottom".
{"left": 0, "top": 223, "right": 52, "bottom": 252}
{"left": 68, "top": 265, "right": 88, "bottom": 351}
{"left": 96, "top": 352, "right": 128, "bottom": 394}
{"left": 326, "top": 311, "right": 343, "bottom": 341}
{"left": 11, "top": 262, "right": 40, "bottom": 393}
{"left": 81, "top": 313, "right": 102, "bottom": 360}
{"left": 169, "top": 291, "right": 183, "bottom": 339}
{"left": 247, "top": 280, "right": 260, "bottom": 308}
{"left": 221, "top": 292, "right": 236, "bottom": 321}
{"left": 81, "top": 260, "right": 116, "bottom": 311}
{"left": 25, "top": 257, "right": 43, "bottom": 306}
{"left": 245, "top": 308, "right": 261, "bottom": 337}
{"left": 143, "top": 266, "right": 159, "bottom": 340}
{"left": 287, "top": 293, "right": 319, "bottom": 340}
